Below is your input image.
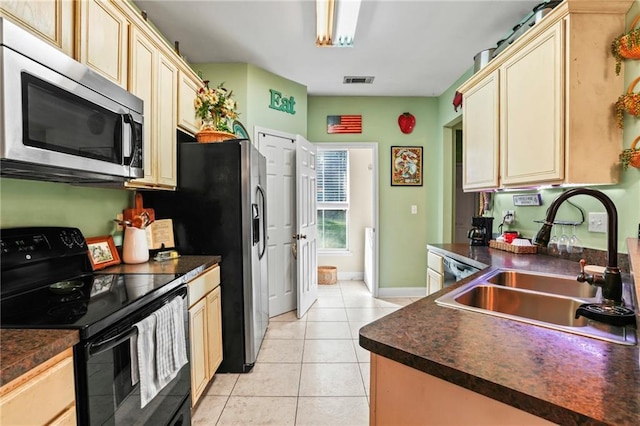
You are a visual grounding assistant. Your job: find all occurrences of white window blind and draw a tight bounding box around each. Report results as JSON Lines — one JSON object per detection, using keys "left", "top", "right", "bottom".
{"left": 317, "top": 149, "right": 349, "bottom": 250}
{"left": 317, "top": 150, "right": 348, "bottom": 203}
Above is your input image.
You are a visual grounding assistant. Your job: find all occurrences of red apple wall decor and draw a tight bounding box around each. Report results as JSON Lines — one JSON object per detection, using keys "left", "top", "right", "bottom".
{"left": 398, "top": 112, "right": 416, "bottom": 134}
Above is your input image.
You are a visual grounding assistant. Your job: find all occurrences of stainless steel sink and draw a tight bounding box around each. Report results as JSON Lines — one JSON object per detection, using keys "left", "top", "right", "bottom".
{"left": 455, "top": 285, "right": 589, "bottom": 327}
{"left": 486, "top": 270, "right": 597, "bottom": 298}
{"left": 436, "top": 269, "right": 637, "bottom": 346}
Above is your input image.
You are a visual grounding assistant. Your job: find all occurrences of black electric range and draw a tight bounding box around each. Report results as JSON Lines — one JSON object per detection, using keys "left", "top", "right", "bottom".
{"left": 1, "top": 226, "right": 192, "bottom": 425}
{"left": 0, "top": 227, "right": 183, "bottom": 339}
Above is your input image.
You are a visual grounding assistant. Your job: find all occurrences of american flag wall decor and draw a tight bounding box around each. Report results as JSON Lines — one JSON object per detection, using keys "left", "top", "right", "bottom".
{"left": 327, "top": 115, "right": 362, "bottom": 134}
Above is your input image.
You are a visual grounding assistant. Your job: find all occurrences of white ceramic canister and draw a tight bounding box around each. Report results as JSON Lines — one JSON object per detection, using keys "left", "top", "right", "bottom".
{"left": 122, "top": 226, "right": 149, "bottom": 264}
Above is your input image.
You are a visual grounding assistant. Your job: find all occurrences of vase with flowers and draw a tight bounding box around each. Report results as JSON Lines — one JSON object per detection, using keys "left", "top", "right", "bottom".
{"left": 194, "top": 80, "right": 238, "bottom": 142}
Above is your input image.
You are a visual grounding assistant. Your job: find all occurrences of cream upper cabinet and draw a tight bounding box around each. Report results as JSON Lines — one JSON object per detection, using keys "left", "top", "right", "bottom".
{"left": 77, "top": 0, "right": 129, "bottom": 88}
{"left": 126, "top": 28, "right": 177, "bottom": 190}
{"left": 155, "top": 54, "right": 178, "bottom": 188}
{"left": 0, "top": 0, "right": 74, "bottom": 56}
{"left": 462, "top": 70, "right": 500, "bottom": 191}
{"left": 500, "top": 21, "right": 563, "bottom": 187}
{"left": 178, "top": 70, "right": 202, "bottom": 135}
{"left": 128, "top": 26, "right": 155, "bottom": 184}
{"left": 458, "top": 0, "right": 628, "bottom": 190}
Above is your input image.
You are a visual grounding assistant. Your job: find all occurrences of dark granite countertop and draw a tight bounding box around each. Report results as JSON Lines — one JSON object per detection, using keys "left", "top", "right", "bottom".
{"left": 1, "top": 255, "right": 219, "bottom": 388}
{"left": 360, "top": 242, "right": 640, "bottom": 425}
{"left": 99, "top": 255, "right": 220, "bottom": 276}
{"left": 0, "top": 329, "right": 79, "bottom": 387}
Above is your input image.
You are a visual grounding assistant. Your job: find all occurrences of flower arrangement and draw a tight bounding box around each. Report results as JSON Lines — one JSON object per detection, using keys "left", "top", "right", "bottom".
{"left": 194, "top": 80, "right": 238, "bottom": 133}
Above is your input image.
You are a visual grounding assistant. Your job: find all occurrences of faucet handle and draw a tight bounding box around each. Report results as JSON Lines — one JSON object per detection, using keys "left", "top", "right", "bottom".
{"left": 577, "top": 258, "right": 592, "bottom": 284}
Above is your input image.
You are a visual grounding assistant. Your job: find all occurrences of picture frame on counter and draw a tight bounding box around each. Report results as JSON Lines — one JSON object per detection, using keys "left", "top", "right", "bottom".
{"left": 391, "top": 146, "right": 423, "bottom": 186}
{"left": 86, "top": 236, "right": 121, "bottom": 270}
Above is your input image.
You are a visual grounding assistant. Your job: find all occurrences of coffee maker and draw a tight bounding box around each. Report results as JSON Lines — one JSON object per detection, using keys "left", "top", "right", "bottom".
{"left": 467, "top": 216, "right": 494, "bottom": 246}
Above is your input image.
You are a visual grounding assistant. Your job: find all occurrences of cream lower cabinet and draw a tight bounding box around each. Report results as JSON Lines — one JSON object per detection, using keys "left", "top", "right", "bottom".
{"left": 0, "top": 348, "right": 76, "bottom": 426}
{"left": 426, "top": 251, "right": 444, "bottom": 295}
{"left": 459, "top": 0, "right": 628, "bottom": 190}
{"left": 370, "top": 354, "right": 553, "bottom": 425}
{"left": 187, "top": 265, "right": 223, "bottom": 407}
{"left": 77, "top": 0, "right": 129, "bottom": 88}
{"left": 0, "top": 0, "right": 74, "bottom": 56}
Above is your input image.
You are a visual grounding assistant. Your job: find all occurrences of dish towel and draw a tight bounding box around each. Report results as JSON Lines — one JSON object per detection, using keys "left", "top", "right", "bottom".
{"left": 155, "top": 296, "right": 188, "bottom": 383}
{"left": 133, "top": 295, "right": 188, "bottom": 408}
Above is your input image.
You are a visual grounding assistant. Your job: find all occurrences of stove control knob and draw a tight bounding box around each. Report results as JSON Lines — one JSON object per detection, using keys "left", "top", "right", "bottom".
{"left": 59, "top": 231, "right": 74, "bottom": 248}
{"left": 71, "top": 230, "right": 86, "bottom": 247}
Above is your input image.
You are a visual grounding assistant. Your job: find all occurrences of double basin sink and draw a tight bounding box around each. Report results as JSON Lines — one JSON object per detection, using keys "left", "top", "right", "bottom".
{"left": 436, "top": 269, "right": 637, "bottom": 345}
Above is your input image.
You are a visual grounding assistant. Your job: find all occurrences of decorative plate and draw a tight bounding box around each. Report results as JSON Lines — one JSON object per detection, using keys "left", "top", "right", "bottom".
{"left": 232, "top": 120, "right": 250, "bottom": 141}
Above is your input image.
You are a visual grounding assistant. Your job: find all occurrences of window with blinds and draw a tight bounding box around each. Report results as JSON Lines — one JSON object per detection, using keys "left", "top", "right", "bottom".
{"left": 317, "top": 149, "right": 349, "bottom": 250}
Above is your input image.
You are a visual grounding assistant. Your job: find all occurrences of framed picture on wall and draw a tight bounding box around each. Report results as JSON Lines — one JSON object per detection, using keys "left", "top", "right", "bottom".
{"left": 391, "top": 146, "right": 423, "bottom": 186}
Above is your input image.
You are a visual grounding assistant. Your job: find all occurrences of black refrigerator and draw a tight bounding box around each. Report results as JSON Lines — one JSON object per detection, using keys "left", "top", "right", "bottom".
{"left": 144, "top": 139, "right": 268, "bottom": 373}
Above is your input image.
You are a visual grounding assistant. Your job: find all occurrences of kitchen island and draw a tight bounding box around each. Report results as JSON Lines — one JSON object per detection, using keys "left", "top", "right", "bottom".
{"left": 360, "top": 241, "right": 640, "bottom": 425}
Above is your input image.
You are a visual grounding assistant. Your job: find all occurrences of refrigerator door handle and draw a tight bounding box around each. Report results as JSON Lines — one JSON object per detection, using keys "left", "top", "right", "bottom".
{"left": 257, "top": 185, "right": 267, "bottom": 259}
{"left": 252, "top": 203, "right": 260, "bottom": 246}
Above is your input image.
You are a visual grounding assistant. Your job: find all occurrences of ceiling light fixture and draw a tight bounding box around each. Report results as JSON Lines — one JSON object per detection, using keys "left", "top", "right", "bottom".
{"left": 316, "top": 0, "right": 361, "bottom": 47}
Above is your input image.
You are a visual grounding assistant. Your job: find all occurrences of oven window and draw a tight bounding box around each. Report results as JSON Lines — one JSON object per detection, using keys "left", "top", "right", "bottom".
{"left": 21, "top": 72, "right": 122, "bottom": 164}
{"left": 81, "top": 306, "right": 191, "bottom": 426}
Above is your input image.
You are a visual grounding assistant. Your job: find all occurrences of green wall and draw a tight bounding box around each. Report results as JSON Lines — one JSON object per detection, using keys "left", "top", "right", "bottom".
{"left": 434, "top": 69, "right": 472, "bottom": 243}
{"left": 0, "top": 178, "right": 131, "bottom": 241}
{"left": 193, "top": 63, "right": 307, "bottom": 140}
{"left": 308, "top": 97, "right": 438, "bottom": 288}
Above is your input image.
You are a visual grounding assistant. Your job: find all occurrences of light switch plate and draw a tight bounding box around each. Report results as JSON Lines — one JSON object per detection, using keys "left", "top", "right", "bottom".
{"left": 588, "top": 212, "right": 607, "bottom": 233}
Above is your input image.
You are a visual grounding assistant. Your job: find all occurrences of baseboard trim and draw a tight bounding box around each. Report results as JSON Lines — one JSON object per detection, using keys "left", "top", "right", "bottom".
{"left": 377, "top": 287, "right": 427, "bottom": 298}
{"left": 337, "top": 272, "right": 364, "bottom": 281}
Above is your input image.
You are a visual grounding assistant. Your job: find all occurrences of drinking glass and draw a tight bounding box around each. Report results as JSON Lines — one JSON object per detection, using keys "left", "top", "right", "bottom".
{"left": 558, "top": 224, "right": 569, "bottom": 254}
{"left": 568, "top": 224, "right": 583, "bottom": 254}
{"left": 548, "top": 225, "right": 559, "bottom": 256}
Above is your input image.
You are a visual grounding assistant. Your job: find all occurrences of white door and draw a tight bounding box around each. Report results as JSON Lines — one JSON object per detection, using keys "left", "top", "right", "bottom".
{"left": 258, "top": 131, "right": 296, "bottom": 317}
{"left": 295, "top": 135, "right": 318, "bottom": 318}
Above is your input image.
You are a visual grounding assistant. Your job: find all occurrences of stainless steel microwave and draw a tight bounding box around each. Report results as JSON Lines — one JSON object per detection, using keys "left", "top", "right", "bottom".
{"left": 0, "top": 18, "right": 144, "bottom": 184}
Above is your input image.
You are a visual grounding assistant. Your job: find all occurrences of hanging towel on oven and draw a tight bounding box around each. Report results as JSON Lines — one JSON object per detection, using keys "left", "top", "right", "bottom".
{"left": 133, "top": 295, "right": 187, "bottom": 408}
{"left": 154, "top": 296, "right": 188, "bottom": 382}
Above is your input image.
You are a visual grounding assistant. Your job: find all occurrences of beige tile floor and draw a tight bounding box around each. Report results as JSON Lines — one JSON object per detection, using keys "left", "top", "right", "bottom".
{"left": 192, "top": 280, "right": 420, "bottom": 425}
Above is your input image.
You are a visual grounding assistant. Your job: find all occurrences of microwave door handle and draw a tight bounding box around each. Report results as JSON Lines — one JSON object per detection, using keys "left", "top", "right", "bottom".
{"left": 122, "top": 113, "right": 134, "bottom": 165}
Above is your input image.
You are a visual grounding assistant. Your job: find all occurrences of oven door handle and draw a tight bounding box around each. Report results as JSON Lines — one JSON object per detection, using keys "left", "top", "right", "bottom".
{"left": 88, "top": 328, "right": 137, "bottom": 357}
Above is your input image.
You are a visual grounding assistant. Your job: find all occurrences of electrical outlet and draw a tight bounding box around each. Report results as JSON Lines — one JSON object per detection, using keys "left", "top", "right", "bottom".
{"left": 115, "top": 213, "right": 124, "bottom": 231}
{"left": 502, "top": 210, "right": 515, "bottom": 225}
{"left": 588, "top": 212, "right": 607, "bottom": 233}
{"left": 411, "top": 205, "right": 417, "bottom": 215}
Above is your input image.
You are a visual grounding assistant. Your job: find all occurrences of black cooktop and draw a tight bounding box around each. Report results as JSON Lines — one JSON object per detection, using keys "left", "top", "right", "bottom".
{"left": 1, "top": 272, "right": 181, "bottom": 339}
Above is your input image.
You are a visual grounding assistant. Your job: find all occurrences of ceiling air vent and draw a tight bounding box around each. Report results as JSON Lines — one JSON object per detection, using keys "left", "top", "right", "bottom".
{"left": 343, "top": 76, "right": 374, "bottom": 84}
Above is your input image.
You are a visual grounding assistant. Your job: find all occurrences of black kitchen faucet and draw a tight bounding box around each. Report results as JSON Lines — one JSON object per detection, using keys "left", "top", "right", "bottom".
{"left": 533, "top": 188, "right": 622, "bottom": 305}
